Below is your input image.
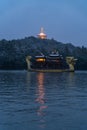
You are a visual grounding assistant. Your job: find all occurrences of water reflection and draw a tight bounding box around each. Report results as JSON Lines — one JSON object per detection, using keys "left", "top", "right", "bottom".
{"left": 1, "top": 71, "right": 87, "bottom": 130}
{"left": 66, "top": 72, "right": 75, "bottom": 87}
{"left": 36, "top": 73, "right": 47, "bottom": 115}
{"left": 26, "top": 72, "right": 47, "bottom": 128}
{"left": 26, "top": 72, "right": 31, "bottom": 92}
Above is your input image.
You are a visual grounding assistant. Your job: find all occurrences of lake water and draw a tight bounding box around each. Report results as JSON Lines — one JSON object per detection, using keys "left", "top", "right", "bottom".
{"left": 0, "top": 71, "right": 87, "bottom": 130}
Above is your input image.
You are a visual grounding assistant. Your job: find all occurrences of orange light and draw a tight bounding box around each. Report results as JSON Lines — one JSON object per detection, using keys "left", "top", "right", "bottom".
{"left": 36, "top": 58, "right": 45, "bottom": 62}
{"left": 37, "top": 27, "right": 47, "bottom": 39}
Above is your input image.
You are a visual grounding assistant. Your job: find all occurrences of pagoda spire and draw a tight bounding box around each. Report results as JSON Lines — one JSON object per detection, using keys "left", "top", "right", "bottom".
{"left": 37, "top": 27, "right": 47, "bottom": 39}
{"left": 41, "top": 27, "right": 44, "bottom": 33}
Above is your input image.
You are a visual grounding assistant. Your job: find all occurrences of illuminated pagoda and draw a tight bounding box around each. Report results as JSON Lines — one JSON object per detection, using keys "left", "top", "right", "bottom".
{"left": 37, "top": 27, "right": 47, "bottom": 39}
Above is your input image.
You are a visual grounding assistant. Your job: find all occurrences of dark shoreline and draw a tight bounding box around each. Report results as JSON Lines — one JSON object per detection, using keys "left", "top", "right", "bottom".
{"left": 0, "top": 36, "right": 87, "bottom": 70}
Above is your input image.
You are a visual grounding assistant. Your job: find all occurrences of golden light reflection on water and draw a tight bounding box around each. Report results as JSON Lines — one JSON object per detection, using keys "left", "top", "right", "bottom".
{"left": 26, "top": 72, "right": 47, "bottom": 128}
{"left": 36, "top": 73, "right": 47, "bottom": 116}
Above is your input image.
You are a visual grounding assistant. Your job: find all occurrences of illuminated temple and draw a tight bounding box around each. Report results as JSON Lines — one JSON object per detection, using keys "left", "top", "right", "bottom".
{"left": 37, "top": 27, "right": 47, "bottom": 39}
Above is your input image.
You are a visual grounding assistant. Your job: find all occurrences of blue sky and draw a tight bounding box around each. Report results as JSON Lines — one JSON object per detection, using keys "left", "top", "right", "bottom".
{"left": 0, "top": 0, "right": 87, "bottom": 47}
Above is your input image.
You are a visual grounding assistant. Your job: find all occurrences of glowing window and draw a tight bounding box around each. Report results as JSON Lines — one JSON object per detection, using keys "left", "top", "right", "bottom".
{"left": 36, "top": 58, "right": 45, "bottom": 62}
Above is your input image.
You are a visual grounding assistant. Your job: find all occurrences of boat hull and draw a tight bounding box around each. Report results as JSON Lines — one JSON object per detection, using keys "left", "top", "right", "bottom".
{"left": 26, "top": 56, "right": 77, "bottom": 73}
{"left": 28, "top": 69, "right": 74, "bottom": 72}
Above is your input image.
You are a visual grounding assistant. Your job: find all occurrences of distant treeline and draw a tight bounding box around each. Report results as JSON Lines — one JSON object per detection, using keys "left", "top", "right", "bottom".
{"left": 0, "top": 36, "right": 87, "bottom": 70}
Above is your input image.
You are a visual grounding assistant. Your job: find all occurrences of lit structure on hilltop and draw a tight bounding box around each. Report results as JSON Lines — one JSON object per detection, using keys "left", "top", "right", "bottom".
{"left": 37, "top": 27, "right": 47, "bottom": 39}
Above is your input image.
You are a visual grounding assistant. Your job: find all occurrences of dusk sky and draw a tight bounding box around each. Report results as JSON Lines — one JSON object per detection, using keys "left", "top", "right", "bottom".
{"left": 0, "top": 0, "right": 87, "bottom": 47}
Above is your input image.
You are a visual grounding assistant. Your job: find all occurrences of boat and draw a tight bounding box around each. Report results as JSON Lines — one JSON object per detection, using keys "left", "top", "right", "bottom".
{"left": 26, "top": 50, "right": 77, "bottom": 72}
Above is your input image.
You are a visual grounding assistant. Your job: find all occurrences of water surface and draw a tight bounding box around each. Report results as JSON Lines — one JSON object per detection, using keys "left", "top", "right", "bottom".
{"left": 0, "top": 71, "right": 87, "bottom": 130}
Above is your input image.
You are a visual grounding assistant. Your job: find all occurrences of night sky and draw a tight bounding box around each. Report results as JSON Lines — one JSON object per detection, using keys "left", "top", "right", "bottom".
{"left": 0, "top": 0, "right": 87, "bottom": 47}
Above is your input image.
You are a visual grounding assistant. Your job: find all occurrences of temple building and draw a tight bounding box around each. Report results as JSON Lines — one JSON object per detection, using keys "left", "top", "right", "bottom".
{"left": 37, "top": 27, "right": 47, "bottom": 39}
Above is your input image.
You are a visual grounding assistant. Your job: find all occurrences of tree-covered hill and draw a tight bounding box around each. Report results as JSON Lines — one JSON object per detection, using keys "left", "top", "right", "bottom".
{"left": 0, "top": 36, "right": 87, "bottom": 70}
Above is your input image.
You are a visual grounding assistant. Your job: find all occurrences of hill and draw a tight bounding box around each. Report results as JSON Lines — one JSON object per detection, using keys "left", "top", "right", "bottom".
{"left": 0, "top": 36, "right": 87, "bottom": 70}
